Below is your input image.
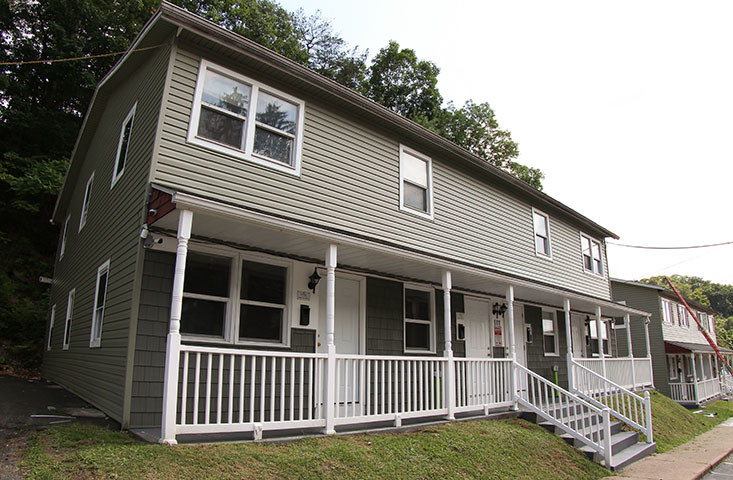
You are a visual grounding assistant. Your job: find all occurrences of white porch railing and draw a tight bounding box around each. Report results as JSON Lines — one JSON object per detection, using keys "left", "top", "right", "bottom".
{"left": 454, "top": 358, "right": 514, "bottom": 413}
{"left": 670, "top": 378, "right": 722, "bottom": 404}
{"left": 515, "top": 362, "right": 612, "bottom": 466}
{"left": 571, "top": 361, "right": 653, "bottom": 443}
{"left": 176, "top": 346, "right": 327, "bottom": 436}
{"left": 332, "top": 355, "right": 449, "bottom": 426}
{"left": 573, "top": 358, "right": 653, "bottom": 390}
{"left": 173, "top": 346, "right": 516, "bottom": 438}
{"left": 722, "top": 373, "right": 733, "bottom": 395}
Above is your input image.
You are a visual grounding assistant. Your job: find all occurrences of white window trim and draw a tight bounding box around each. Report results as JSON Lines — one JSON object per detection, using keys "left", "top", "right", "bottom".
{"left": 59, "top": 215, "right": 70, "bottom": 260}
{"left": 63, "top": 289, "right": 75, "bottom": 350}
{"left": 398, "top": 145, "right": 434, "bottom": 220}
{"left": 79, "top": 172, "right": 94, "bottom": 232}
{"left": 180, "top": 247, "right": 292, "bottom": 348}
{"left": 89, "top": 260, "right": 110, "bottom": 348}
{"left": 112, "top": 103, "right": 136, "bottom": 188}
{"left": 531, "top": 208, "right": 552, "bottom": 259}
{"left": 187, "top": 59, "right": 305, "bottom": 177}
{"left": 579, "top": 233, "right": 604, "bottom": 276}
{"left": 403, "top": 284, "right": 436, "bottom": 354}
{"left": 661, "top": 299, "right": 674, "bottom": 325}
{"left": 542, "top": 309, "right": 560, "bottom": 357}
{"left": 47, "top": 305, "right": 56, "bottom": 351}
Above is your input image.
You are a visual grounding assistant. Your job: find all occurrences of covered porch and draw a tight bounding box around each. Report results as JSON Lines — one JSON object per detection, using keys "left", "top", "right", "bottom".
{"left": 145, "top": 190, "right": 652, "bottom": 444}
{"left": 666, "top": 341, "right": 733, "bottom": 405}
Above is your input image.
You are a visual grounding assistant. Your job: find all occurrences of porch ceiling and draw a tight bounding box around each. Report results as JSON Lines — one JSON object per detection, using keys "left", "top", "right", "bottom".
{"left": 151, "top": 190, "right": 649, "bottom": 319}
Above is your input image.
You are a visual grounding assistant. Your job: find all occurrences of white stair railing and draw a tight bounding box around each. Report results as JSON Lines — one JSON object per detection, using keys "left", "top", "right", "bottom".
{"left": 514, "top": 362, "right": 612, "bottom": 467}
{"left": 572, "top": 361, "right": 653, "bottom": 443}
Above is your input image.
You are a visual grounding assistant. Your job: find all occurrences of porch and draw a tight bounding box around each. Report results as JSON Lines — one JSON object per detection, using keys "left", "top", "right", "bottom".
{"left": 144, "top": 191, "right": 653, "bottom": 447}
{"left": 666, "top": 342, "right": 733, "bottom": 405}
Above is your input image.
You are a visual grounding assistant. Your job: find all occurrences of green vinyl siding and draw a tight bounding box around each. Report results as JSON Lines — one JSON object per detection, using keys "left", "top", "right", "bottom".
{"left": 153, "top": 42, "right": 612, "bottom": 301}
{"left": 42, "top": 43, "right": 172, "bottom": 422}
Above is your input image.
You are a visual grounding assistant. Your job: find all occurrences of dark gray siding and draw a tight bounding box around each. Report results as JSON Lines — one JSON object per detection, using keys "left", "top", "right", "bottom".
{"left": 153, "top": 42, "right": 612, "bottom": 300}
{"left": 42, "top": 44, "right": 171, "bottom": 422}
{"left": 525, "top": 306, "right": 570, "bottom": 389}
{"left": 611, "top": 282, "right": 668, "bottom": 395}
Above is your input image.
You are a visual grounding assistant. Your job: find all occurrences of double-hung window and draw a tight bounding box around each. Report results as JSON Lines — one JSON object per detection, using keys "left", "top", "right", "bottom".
{"left": 542, "top": 310, "right": 558, "bottom": 356}
{"left": 59, "top": 215, "right": 70, "bottom": 260}
{"left": 404, "top": 287, "right": 434, "bottom": 352}
{"left": 112, "top": 103, "right": 136, "bottom": 187}
{"left": 180, "top": 251, "right": 291, "bottom": 346}
{"left": 47, "top": 305, "right": 56, "bottom": 351}
{"left": 89, "top": 260, "right": 110, "bottom": 348}
{"left": 532, "top": 209, "right": 551, "bottom": 257}
{"left": 661, "top": 300, "right": 674, "bottom": 324}
{"left": 580, "top": 234, "right": 603, "bottom": 275}
{"left": 588, "top": 319, "right": 609, "bottom": 356}
{"left": 79, "top": 172, "right": 94, "bottom": 232}
{"left": 63, "top": 289, "right": 75, "bottom": 350}
{"left": 189, "top": 60, "right": 304, "bottom": 175}
{"left": 668, "top": 355, "right": 679, "bottom": 380}
{"left": 399, "top": 146, "right": 433, "bottom": 218}
{"left": 677, "top": 304, "right": 688, "bottom": 328}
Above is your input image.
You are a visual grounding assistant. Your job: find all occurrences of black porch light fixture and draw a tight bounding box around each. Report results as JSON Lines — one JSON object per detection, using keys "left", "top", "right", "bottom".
{"left": 492, "top": 302, "right": 508, "bottom": 317}
{"left": 307, "top": 267, "right": 321, "bottom": 293}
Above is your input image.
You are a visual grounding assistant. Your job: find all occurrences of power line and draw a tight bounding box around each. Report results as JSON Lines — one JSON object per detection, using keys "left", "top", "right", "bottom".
{"left": 607, "top": 240, "right": 733, "bottom": 250}
{"left": 0, "top": 43, "right": 168, "bottom": 66}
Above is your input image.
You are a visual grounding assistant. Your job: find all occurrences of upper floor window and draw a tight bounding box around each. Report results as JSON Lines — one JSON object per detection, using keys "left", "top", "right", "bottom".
{"left": 676, "top": 304, "right": 689, "bottom": 328}
{"left": 580, "top": 234, "right": 603, "bottom": 275}
{"left": 399, "top": 146, "right": 433, "bottom": 219}
{"left": 89, "top": 260, "right": 110, "bottom": 348}
{"left": 188, "top": 60, "right": 304, "bottom": 175}
{"left": 59, "top": 215, "right": 70, "bottom": 260}
{"left": 542, "top": 310, "right": 558, "bottom": 356}
{"left": 112, "top": 103, "right": 136, "bottom": 187}
{"left": 181, "top": 250, "right": 291, "bottom": 346}
{"left": 79, "top": 172, "right": 94, "bottom": 232}
{"left": 404, "top": 286, "right": 435, "bottom": 353}
{"left": 661, "top": 299, "right": 674, "bottom": 324}
{"left": 532, "top": 209, "right": 551, "bottom": 257}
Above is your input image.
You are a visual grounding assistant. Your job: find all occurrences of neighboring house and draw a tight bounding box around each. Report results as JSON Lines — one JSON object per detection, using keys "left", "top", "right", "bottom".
{"left": 611, "top": 279, "right": 733, "bottom": 406}
{"left": 42, "top": 2, "right": 656, "bottom": 467}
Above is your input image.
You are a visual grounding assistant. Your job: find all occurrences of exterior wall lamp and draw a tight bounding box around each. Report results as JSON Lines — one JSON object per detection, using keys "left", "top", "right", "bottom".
{"left": 492, "top": 302, "right": 507, "bottom": 317}
{"left": 308, "top": 267, "right": 321, "bottom": 293}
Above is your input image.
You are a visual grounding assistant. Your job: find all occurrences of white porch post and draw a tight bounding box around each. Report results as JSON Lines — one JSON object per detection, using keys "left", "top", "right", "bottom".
{"left": 563, "top": 299, "right": 573, "bottom": 392}
{"left": 442, "top": 270, "right": 455, "bottom": 420}
{"left": 625, "top": 314, "right": 636, "bottom": 389}
{"left": 643, "top": 317, "right": 651, "bottom": 358}
{"left": 324, "top": 244, "right": 337, "bottom": 434}
{"left": 691, "top": 353, "right": 699, "bottom": 402}
{"left": 595, "top": 306, "right": 606, "bottom": 377}
{"left": 506, "top": 285, "right": 517, "bottom": 409}
{"left": 160, "top": 209, "right": 193, "bottom": 445}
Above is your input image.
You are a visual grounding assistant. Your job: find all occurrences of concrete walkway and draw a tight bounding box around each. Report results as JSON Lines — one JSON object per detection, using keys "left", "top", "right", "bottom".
{"left": 605, "top": 418, "right": 733, "bottom": 480}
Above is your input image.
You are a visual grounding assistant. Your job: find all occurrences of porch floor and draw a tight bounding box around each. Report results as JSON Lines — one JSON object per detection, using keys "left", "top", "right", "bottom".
{"left": 130, "top": 408, "right": 519, "bottom": 444}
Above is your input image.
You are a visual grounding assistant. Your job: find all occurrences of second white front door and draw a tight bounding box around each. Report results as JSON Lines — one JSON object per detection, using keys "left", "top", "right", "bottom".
{"left": 464, "top": 297, "right": 491, "bottom": 358}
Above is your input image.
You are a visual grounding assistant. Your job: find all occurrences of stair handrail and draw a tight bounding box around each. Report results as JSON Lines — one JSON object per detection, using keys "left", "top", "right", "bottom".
{"left": 571, "top": 360, "right": 653, "bottom": 443}
{"left": 514, "top": 362, "right": 612, "bottom": 467}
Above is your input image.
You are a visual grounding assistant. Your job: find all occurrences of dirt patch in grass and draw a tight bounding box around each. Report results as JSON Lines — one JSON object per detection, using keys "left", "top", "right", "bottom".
{"left": 21, "top": 419, "right": 609, "bottom": 480}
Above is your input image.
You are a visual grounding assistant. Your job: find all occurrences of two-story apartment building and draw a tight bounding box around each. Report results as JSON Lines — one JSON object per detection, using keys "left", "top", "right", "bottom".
{"left": 42, "top": 2, "right": 656, "bottom": 467}
{"left": 611, "top": 279, "right": 733, "bottom": 405}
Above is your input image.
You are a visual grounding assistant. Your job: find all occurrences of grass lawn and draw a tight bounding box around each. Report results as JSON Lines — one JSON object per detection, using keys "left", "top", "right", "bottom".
{"left": 649, "top": 392, "right": 733, "bottom": 452}
{"left": 22, "top": 418, "right": 608, "bottom": 480}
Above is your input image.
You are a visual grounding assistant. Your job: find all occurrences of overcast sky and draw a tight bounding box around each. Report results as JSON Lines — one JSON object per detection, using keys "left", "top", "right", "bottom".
{"left": 279, "top": 0, "right": 733, "bottom": 285}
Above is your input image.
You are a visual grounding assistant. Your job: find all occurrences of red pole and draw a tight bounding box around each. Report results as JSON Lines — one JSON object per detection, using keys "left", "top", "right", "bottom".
{"left": 664, "top": 277, "right": 733, "bottom": 376}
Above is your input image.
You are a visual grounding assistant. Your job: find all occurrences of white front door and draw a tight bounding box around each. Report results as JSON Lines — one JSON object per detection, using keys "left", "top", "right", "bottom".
{"left": 334, "top": 277, "right": 361, "bottom": 355}
{"left": 571, "top": 314, "right": 586, "bottom": 357}
{"left": 464, "top": 297, "right": 491, "bottom": 358}
{"left": 513, "top": 305, "right": 527, "bottom": 367}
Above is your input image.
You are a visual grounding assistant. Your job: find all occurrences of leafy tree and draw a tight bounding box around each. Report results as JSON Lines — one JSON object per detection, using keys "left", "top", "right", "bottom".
{"left": 362, "top": 41, "right": 443, "bottom": 124}
{"left": 292, "top": 9, "right": 367, "bottom": 90}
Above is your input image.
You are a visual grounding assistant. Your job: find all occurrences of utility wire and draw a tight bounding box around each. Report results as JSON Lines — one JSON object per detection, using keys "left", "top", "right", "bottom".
{"left": 0, "top": 43, "right": 168, "bottom": 66}
{"left": 607, "top": 240, "right": 733, "bottom": 250}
